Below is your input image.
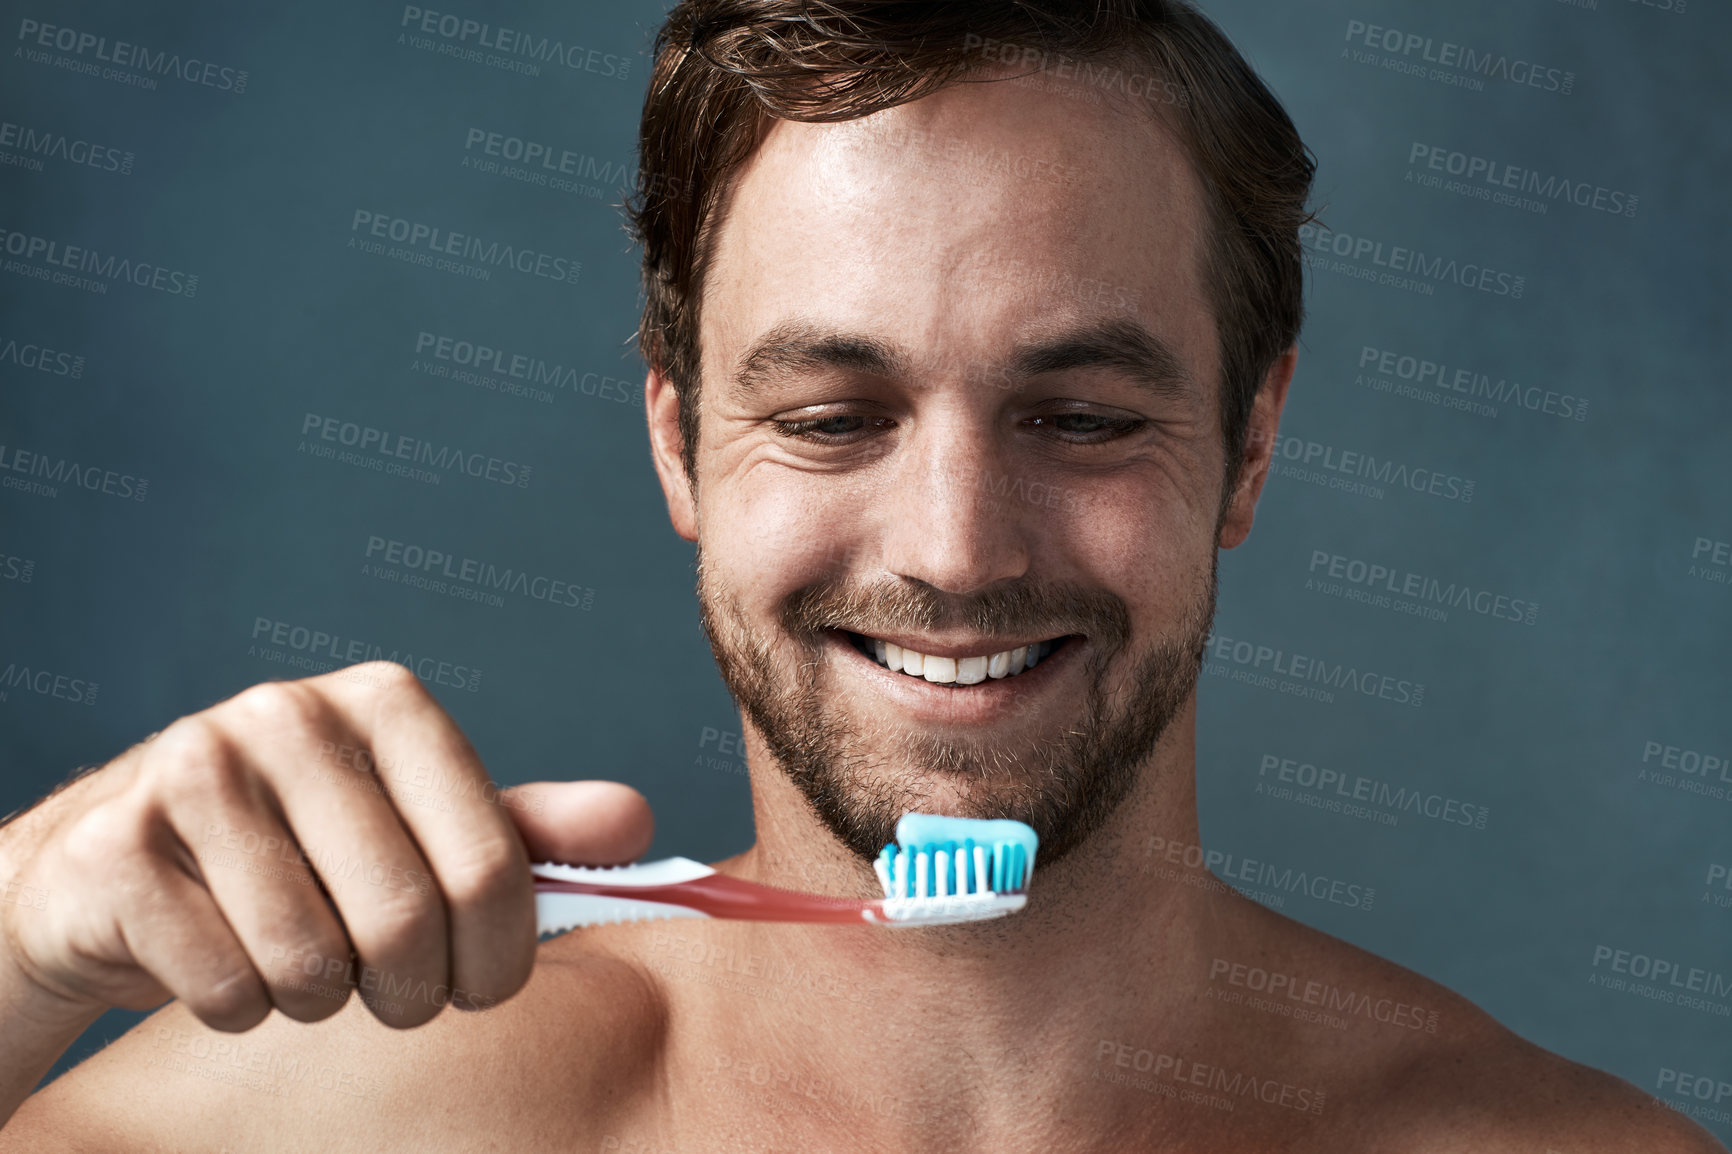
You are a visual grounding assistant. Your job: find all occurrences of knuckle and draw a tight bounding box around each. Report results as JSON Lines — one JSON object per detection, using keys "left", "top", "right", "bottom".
{"left": 439, "top": 838, "right": 525, "bottom": 909}
{"left": 358, "top": 891, "right": 447, "bottom": 960}
{"left": 276, "top": 987, "right": 350, "bottom": 1023}
{"left": 148, "top": 716, "right": 233, "bottom": 771}
{"left": 365, "top": 993, "right": 441, "bottom": 1030}
{"left": 261, "top": 937, "right": 353, "bottom": 1019}
{"left": 351, "top": 950, "right": 444, "bottom": 1028}
{"left": 139, "top": 721, "right": 243, "bottom": 802}
{"left": 194, "top": 968, "right": 270, "bottom": 1032}
{"left": 464, "top": 949, "right": 535, "bottom": 1012}
{"left": 356, "top": 659, "right": 424, "bottom": 696}
{"left": 228, "top": 679, "right": 327, "bottom": 734}
{"left": 57, "top": 802, "right": 152, "bottom": 877}
{"left": 273, "top": 931, "right": 351, "bottom": 980}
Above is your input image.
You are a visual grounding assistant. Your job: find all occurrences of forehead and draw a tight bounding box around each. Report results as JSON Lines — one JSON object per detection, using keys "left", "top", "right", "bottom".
{"left": 701, "top": 75, "right": 1217, "bottom": 386}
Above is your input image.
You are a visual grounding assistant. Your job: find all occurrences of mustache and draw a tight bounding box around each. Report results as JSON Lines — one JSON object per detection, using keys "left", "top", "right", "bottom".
{"left": 779, "top": 576, "right": 1132, "bottom": 653}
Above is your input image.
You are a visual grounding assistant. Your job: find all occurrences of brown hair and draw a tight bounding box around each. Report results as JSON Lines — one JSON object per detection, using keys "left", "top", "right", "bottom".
{"left": 626, "top": 0, "right": 1316, "bottom": 494}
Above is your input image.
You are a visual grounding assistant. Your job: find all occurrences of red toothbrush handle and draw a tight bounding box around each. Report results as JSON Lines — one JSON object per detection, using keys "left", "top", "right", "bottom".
{"left": 534, "top": 872, "right": 877, "bottom": 924}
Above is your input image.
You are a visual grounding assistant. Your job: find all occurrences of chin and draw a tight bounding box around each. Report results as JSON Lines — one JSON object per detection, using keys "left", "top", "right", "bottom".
{"left": 695, "top": 546, "right": 1219, "bottom": 866}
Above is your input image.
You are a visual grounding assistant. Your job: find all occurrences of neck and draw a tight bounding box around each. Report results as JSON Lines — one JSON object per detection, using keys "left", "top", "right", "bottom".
{"left": 679, "top": 695, "right": 1231, "bottom": 1150}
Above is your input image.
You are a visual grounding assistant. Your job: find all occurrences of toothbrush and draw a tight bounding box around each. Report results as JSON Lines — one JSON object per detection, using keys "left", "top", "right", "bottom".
{"left": 533, "top": 814, "right": 1038, "bottom": 934}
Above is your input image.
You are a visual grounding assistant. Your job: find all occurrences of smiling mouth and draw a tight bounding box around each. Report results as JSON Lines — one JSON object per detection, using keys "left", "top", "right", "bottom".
{"left": 841, "top": 630, "right": 1076, "bottom": 686}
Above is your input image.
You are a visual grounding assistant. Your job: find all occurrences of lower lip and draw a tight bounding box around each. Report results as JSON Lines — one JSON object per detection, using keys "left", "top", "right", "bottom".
{"left": 824, "top": 630, "right": 1084, "bottom": 724}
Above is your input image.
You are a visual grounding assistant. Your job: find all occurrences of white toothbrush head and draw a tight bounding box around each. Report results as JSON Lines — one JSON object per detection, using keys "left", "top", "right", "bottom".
{"left": 866, "top": 814, "right": 1039, "bottom": 926}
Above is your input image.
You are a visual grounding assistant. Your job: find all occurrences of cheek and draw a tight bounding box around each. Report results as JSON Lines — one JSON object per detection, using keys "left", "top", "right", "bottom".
{"left": 1066, "top": 482, "right": 1214, "bottom": 610}
{"left": 704, "top": 465, "right": 864, "bottom": 593}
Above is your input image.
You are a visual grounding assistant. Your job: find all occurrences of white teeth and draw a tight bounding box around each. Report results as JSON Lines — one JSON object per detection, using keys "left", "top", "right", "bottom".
{"left": 923, "top": 656, "right": 957, "bottom": 684}
{"left": 857, "top": 635, "right": 1059, "bottom": 684}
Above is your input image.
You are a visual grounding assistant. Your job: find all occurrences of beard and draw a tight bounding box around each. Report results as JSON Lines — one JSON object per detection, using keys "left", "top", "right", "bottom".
{"left": 695, "top": 551, "right": 1218, "bottom": 870}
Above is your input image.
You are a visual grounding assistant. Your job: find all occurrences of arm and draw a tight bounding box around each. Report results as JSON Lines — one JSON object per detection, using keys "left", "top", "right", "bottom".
{"left": 0, "top": 663, "right": 653, "bottom": 1146}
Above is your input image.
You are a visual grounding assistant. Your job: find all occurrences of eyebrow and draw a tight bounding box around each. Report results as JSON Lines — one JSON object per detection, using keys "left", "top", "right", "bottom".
{"left": 733, "top": 320, "right": 903, "bottom": 399}
{"left": 1009, "top": 317, "right": 1196, "bottom": 402}
{"left": 728, "top": 316, "right": 1197, "bottom": 404}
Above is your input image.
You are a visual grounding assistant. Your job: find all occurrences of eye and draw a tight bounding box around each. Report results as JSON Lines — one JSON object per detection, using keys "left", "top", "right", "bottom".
{"left": 769, "top": 414, "right": 894, "bottom": 442}
{"left": 1025, "top": 412, "right": 1146, "bottom": 441}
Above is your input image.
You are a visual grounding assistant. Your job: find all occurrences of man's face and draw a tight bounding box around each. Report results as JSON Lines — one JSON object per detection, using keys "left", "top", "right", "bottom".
{"left": 668, "top": 78, "right": 1236, "bottom": 867}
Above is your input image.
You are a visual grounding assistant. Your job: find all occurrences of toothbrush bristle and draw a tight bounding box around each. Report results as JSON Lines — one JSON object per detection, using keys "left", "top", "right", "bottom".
{"left": 873, "top": 834, "right": 1036, "bottom": 899}
{"left": 865, "top": 815, "right": 1038, "bottom": 925}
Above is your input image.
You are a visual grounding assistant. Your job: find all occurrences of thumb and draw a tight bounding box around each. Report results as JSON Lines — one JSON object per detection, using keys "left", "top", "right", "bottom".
{"left": 500, "top": 780, "right": 655, "bottom": 866}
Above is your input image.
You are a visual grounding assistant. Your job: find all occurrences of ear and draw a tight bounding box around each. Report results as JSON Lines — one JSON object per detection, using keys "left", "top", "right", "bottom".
{"left": 644, "top": 367, "right": 698, "bottom": 542}
{"left": 1216, "top": 344, "right": 1297, "bottom": 551}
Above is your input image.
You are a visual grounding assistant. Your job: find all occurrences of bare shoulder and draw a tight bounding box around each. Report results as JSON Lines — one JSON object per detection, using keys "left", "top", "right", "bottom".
{"left": 1239, "top": 903, "right": 1725, "bottom": 1153}
{"left": 0, "top": 934, "right": 669, "bottom": 1153}
{"left": 1375, "top": 1014, "right": 1725, "bottom": 1153}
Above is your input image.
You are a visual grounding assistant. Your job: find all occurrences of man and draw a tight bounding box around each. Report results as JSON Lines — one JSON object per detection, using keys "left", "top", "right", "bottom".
{"left": 0, "top": 1, "right": 1719, "bottom": 1150}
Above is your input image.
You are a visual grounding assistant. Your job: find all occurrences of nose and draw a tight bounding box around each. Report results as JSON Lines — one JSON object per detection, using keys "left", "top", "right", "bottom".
{"left": 875, "top": 418, "right": 1032, "bottom": 595}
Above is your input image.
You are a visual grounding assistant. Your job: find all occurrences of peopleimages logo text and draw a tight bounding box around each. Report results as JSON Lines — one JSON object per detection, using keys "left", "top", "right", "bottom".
{"left": 300, "top": 414, "right": 531, "bottom": 488}
{"left": 350, "top": 211, "right": 579, "bottom": 284}
{"left": 1591, "top": 945, "right": 1732, "bottom": 1002}
{"left": 1358, "top": 346, "right": 1587, "bottom": 421}
{"left": 0, "top": 119, "right": 133, "bottom": 174}
{"left": 1343, "top": 19, "right": 1572, "bottom": 94}
{"left": 363, "top": 536, "right": 593, "bottom": 610}
{"left": 1307, "top": 551, "right": 1538, "bottom": 626}
{"left": 0, "top": 334, "right": 83, "bottom": 378}
{"left": 1271, "top": 434, "right": 1473, "bottom": 503}
{"left": 1205, "top": 631, "right": 1424, "bottom": 707}
{"left": 1299, "top": 223, "right": 1523, "bottom": 298}
{"left": 412, "top": 331, "right": 636, "bottom": 403}
{"left": 1407, "top": 144, "right": 1636, "bottom": 219}
{"left": 398, "top": 7, "right": 630, "bottom": 78}
{"left": 1257, "top": 754, "right": 1489, "bottom": 830}
{"left": 0, "top": 227, "right": 197, "bottom": 296}
{"left": 0, "top": 443, "right": 146, "bottom": 500}
{"left": 250, "top": 618, "right": 482, "bottom": 693}
{"left": 15, "top": 18, "right": 248, "bottom": 91}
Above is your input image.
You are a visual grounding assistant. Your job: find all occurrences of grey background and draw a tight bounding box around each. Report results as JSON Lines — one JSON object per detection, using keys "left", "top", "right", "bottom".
{"left": 1, "top": 0, "right": 1726, "bottom": 1135}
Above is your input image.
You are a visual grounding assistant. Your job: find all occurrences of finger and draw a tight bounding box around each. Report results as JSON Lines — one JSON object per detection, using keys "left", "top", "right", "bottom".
{"left": 165, "top": 796, "right": 355, "bottom": 1025}
{"left": 502, "top": 781, "right": 654, "bottom": 865}
{"left": 117, "top": 840, "right": 273, "bottom": 1034}
{"left": 216, "top": 676, "right": 452, "bottom": 1029}
{"left": 303, "top": 663, "right": 534, "bottom": 1015}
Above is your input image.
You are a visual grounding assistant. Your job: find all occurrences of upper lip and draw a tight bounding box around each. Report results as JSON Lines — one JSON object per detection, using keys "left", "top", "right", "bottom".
{"left": 837, "top": 628, "right": 1073, "bottom": 660}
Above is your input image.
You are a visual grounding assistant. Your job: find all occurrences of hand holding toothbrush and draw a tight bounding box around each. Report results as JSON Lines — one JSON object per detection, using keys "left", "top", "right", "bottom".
{"left": 0, "top": 662, "right": 651, "bottom": 1046}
